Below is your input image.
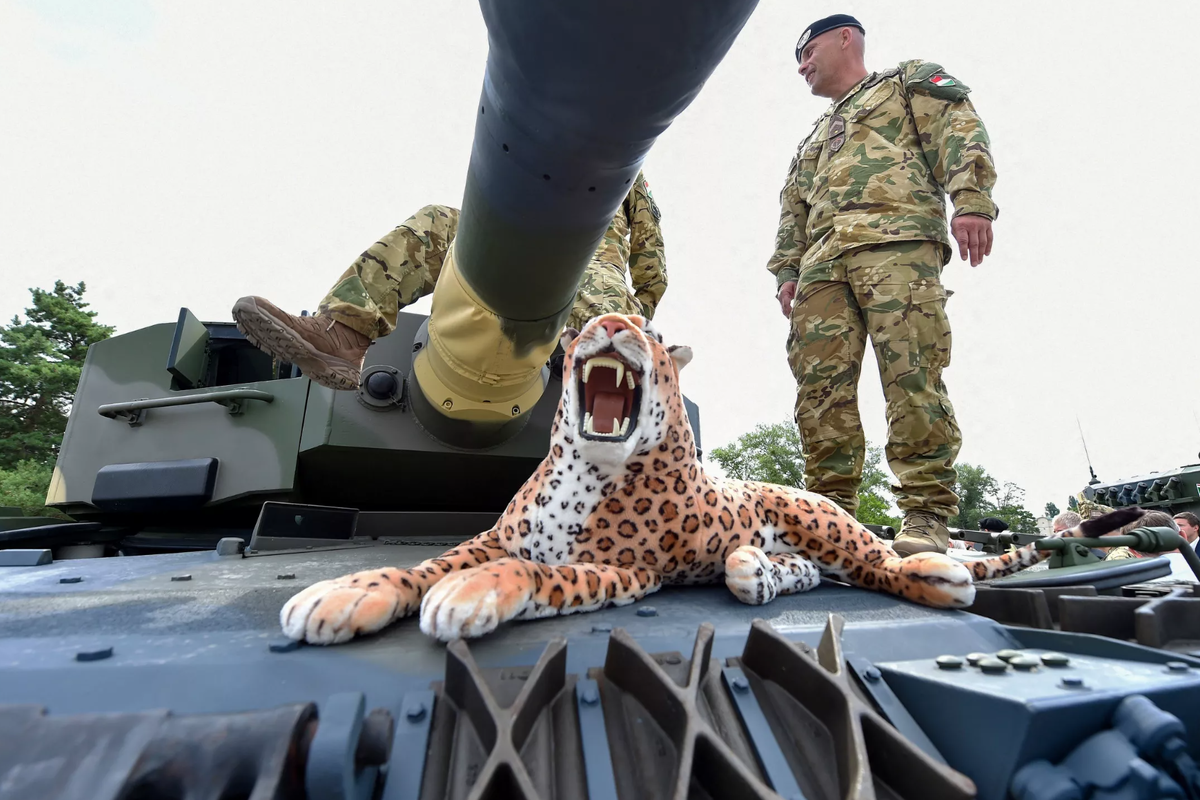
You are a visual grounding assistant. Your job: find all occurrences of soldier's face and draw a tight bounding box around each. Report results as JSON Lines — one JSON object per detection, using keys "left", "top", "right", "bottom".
{"left": 797, "top": 33, "right": 843, "bottom": 97}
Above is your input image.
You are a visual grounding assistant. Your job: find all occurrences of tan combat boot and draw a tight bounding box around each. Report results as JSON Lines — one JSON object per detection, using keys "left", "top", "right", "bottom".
{"left": 892, "top": 511, "right": 951, "bottom": 557}
{"left": 232, "top": 296, "right": 370, "bottom": 391}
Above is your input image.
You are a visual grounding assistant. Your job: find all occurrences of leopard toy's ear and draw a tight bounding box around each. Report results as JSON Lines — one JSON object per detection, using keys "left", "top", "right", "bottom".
{"left": 667, "top": 344, "right": 693, "bottom": 371}
{"left": 559, "top": 327, "right": 580, "bottom": 351}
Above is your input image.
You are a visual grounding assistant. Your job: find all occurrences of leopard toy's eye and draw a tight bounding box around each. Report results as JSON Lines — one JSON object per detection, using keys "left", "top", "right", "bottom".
{"left": 641, "top": 320, "right": 664, "bottom": 344}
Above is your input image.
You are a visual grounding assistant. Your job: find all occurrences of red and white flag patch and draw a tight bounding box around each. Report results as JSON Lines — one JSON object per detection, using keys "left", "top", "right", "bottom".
{"left": 929, "top": 75, "right": 957, "bottom": 87}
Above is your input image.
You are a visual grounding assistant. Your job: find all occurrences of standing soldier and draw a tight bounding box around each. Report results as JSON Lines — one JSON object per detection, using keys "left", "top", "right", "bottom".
{"left": 766, "top": 14, "right": 998, "bottom": 556}
{"left": 233, "top": 172, "right": 666, "bottom": 390}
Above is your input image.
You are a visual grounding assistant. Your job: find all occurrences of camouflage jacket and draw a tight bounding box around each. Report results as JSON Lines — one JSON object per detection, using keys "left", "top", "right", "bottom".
{"left": 592, "top": 171, "right": 668, "bottom": 317}
{"left": 1103, "top": 546, "right": 1146, "bottom": 561}
{"left": 767, "top": 60, "right": 998, "bottom": 290}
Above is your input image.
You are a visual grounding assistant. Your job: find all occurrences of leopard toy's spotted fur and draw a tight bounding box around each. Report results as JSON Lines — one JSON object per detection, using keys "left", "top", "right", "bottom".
{"left": 280, "top": 314, "right": 1145, "bottom": 643}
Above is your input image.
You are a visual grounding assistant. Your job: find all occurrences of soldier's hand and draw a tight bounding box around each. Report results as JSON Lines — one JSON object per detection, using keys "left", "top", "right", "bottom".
{"left": 777, "top": 281, "right": 797, "bottom": 317}
{"left": 952, "top": 214, "right": 993, "bottom": 267}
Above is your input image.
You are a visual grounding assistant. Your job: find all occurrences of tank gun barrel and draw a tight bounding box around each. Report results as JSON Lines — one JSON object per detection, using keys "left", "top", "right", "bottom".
{"left": 410, "top": 0, "right": 759, "bottom": 444}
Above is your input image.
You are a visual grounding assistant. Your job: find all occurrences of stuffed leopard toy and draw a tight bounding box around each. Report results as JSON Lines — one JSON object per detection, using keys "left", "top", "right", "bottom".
{"left": 281, "top": 314, "right": 1143, "bottom": 643}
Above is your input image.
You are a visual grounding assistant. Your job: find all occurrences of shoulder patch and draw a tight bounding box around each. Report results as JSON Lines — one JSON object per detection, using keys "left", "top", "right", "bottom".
{"left": 903, "top": 61, "right": 971, "bottom": 101}
{"left": 638, "top": 176, "right": 661, "bottom": 220}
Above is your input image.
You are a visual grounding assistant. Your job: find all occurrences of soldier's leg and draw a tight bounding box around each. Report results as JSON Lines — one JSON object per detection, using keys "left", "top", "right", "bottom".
{"left": 234, "top": 205, "right": 459, "bottom": 390}
{"left": 786, "top": 280, "right": 868, "bottom": 517}
{"left": 566, "top": 261, "right": 644, "bottom": 331}
{"left": 318, "top": 204, "right": 460, "bottom": 339}
{"left": 848, "top": 242, "right": 962, "bottom": 553}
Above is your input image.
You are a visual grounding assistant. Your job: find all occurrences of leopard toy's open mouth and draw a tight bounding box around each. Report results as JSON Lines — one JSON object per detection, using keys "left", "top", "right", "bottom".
{"left": 575, "top": 352, "right": 642, "bottom": 442}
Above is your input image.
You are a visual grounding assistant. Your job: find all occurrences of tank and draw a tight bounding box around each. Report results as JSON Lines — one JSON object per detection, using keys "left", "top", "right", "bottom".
{"left": 1085, "top": 463, "right": 1200, "bottom": 517}
{"left": 1, "top": 3, "right": 1198, "bottom": 799}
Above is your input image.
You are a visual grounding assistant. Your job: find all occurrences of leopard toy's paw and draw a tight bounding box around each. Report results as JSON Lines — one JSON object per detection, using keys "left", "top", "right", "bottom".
{"left": 724, "top": 545, "right": 778, "bottom": 606}
{"left": 895, "top": 552, "right": 976, "bottom": 608}
{"left": 280, "top": 568, "right": 417, "bottom": 645}
{"left": 419, "top": 563, "right": 535, "bottom": 642}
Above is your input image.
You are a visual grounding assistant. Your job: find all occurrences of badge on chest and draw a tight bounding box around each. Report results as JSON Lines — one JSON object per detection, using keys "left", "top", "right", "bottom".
{"left": 828, "top": 114, "right": 846, "bottom": 154}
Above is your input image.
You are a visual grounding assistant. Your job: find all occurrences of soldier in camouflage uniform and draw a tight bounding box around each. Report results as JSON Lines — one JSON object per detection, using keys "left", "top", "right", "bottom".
{"left": 232, "top": 173, "right": 666, "bottom": 390}
{"left": 1070, "top": 493, "right": 1117, "bottom": 560}
{"left": 765, "top": 14, "right": 998, "bottom": 557}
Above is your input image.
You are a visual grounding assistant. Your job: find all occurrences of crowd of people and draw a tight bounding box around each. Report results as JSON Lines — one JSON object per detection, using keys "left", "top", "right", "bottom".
{"left": 1052, "top": 506, "right": 1199, "bottom": 560}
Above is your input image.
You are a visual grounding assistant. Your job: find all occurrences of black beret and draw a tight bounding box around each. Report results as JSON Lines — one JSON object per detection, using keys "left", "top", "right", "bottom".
{"left": 795, "top": 14, "right": 864, "bottom": 64}
{"left": 978, "top": 517, "right": 1010, "bottom": 533}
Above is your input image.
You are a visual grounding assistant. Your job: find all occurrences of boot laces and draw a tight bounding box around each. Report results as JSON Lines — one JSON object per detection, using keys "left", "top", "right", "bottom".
{"left": 904, "top": 512, "right": 942, "bottom": 536}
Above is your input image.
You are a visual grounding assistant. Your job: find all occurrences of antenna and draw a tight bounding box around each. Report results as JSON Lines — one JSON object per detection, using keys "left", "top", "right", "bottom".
{"left": 1076, "top": 416, "right": 1100, "bottom": 485}
{"left": 1194, "top": 409, "right": 1200, "bottom": 462}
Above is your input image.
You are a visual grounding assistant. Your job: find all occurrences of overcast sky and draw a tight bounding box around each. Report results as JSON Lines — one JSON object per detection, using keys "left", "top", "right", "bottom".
{"left": 3, "top": 0, "right": 1199, "bottom": 517}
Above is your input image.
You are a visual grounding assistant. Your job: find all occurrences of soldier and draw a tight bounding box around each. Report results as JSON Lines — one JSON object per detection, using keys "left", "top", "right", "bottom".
{"left": 766, "top": 14, "right": 998, "bottom": 557}
{"left": 233, "top": 173, "right": 666, "bottom": 390}
{"left": 1072, "top": 493, "right": 1117, "bottom": 560}
{"left": 1103, "top": 509, "right": 1173, "bottom": 560}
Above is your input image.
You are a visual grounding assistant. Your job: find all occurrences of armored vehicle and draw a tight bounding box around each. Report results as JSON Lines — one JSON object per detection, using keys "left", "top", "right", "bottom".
{"left": 1, "top": 2, "right": 1197, "bottom": 799}
{"left": 1087, "top": 464, "right": 1200, "bottom": 518}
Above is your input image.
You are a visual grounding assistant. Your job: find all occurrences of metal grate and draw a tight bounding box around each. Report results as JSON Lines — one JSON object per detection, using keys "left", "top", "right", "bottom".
{"left": 417, "top": 617, "right": 976, "bottom": 800}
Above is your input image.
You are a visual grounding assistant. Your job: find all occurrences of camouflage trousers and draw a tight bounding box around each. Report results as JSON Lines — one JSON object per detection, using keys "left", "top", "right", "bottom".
{"left": 786, "top": 240, "right": 962, "bottom": 519}
{"left": 318, "top": 204, "right": 643, "bottom": 339}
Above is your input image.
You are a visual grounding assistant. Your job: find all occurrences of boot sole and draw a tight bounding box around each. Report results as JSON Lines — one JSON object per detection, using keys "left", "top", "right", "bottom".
{"left": 232, "top": 298, "right": 361, "bottom": 391}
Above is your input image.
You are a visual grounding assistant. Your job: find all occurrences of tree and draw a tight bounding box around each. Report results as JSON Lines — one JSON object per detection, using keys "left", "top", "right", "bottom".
{"left": 948, "top": 462, "right": 1038, "bottom": 532}
{"left": 709, "top": 420, "right": 806, "bottom": 488}
{"left": 857, "top": 445, "right": 900, "bottom": 528}
{"left": 0, "top": 281, "right": 113, "bottom": 512}
{"left": 948, "top": 463, "right": 999, "bottom": 531}
{"left": 708, "top": 420, "right": 900, "bottom": 528}
{"left": 0, "top": 461, "right": 57, "bottom": 517}
{"left": 992, "top": 482, "right": 1040, "bottom": 533}
{"left": 1044, "top": 502, "right": 1060, "bottom": 519}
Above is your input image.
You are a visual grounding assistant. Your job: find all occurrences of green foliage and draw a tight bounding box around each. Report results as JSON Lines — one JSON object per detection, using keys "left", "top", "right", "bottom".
{"left": 857, "top": 445, "right": 900, "bottom": 528}
{"left": 1045, "top": 502, "right": 1060, "bottom": 519}
{"left": 949, "top": 462, "right": 1038, "bottom": 532}
{"left": 948, "top": 463, "right": 998, "bottom": 530}
{"left": 0, "top": 281, "right": 113, "bottom": 471}
{"left": 0, "top": 282, "right": 113, "bottom": 514}
{"left": 991, "top": 482, "right": 1040, "bottom": 534}
{"left": 708, "top": 420, "right": 899, "bottom": 528}
{"left": 0, "top": 460, "right": 63, "bottom": 517}
{"left": 709, "top": 420, "right": 806, "bottom": 489}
